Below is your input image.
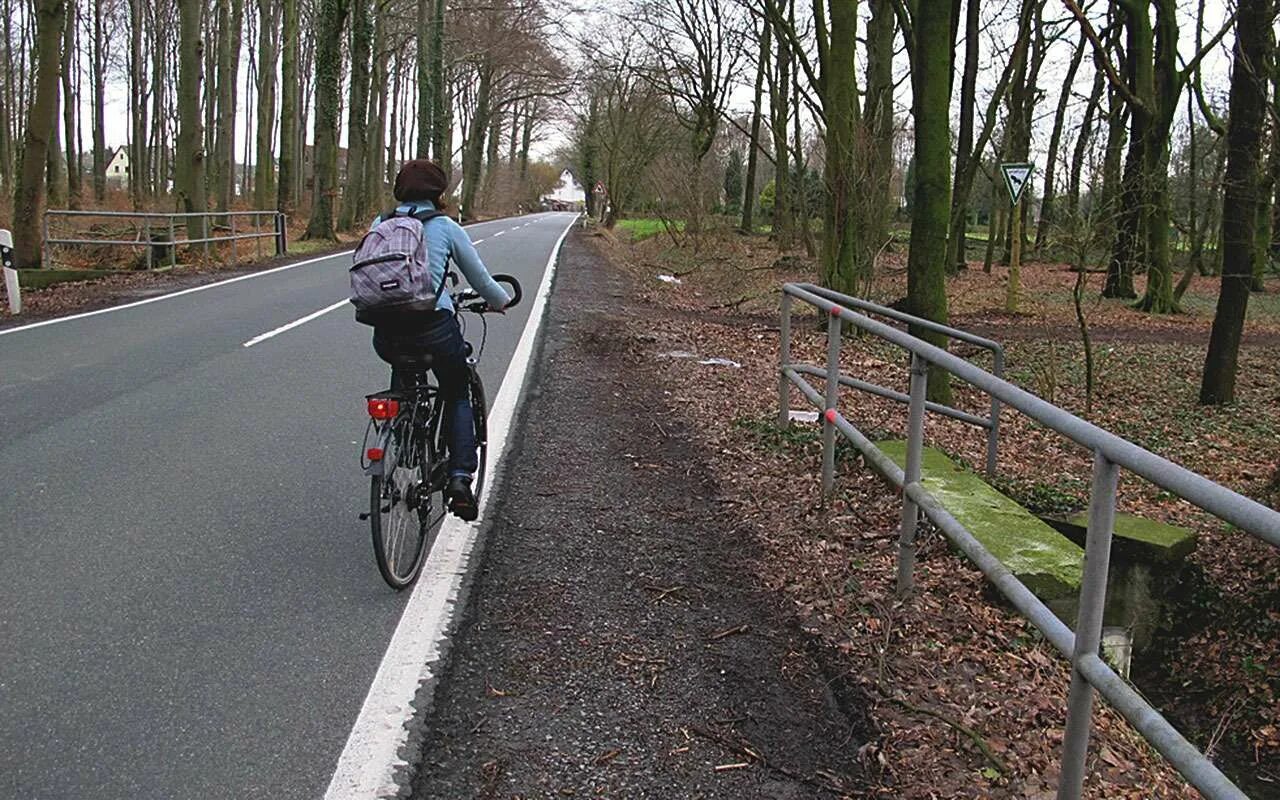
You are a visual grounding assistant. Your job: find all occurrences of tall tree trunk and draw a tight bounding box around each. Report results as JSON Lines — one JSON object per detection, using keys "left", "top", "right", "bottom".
{"left": 429, "top": 0, "right": 446, "bottom": 163}
{"left": 1001, "top": 0, "right": 1044, "bottom": 265}
{"left": 414, "top": 0, "right": 431, "bottom": 158}
{"left": 61, "top": 0, "right": 79, "bottom": 207}
{"left": 303, "top": 0, "right": 349, "bottom": 240}
{"left": 1201, "top": 0, "right": 1274, "bottom": 405}
{"left": 819, "top": 0, "right": 863, "bottom": 293}
{"left": 150, "top": 0, "right": 168, "bottom": 197}
{"left": 1034, "top": 27, "right": 1086, "bottom": 253}
{"left": 459, "top": 63, "right": 492, "bottom": 217}
{"left": 338, "top": 0, "right": 372, "bottom": 230}
{"left": 946, "top": 0, "right": 979, "bottom": 271}
{"left": 277, "top": 0, "right": 298, "bottom": 213}
{"left": 740, "top": 20, "right": 769, "bottom": 234}
{"left": 11, "top": 0, "right": 66, "bottom": 268}
{"left": 176, "top": 0, "right": 207, "bottom": 239}
{"left": 254, "top": 0, "right": 279, "bottom": 209}
{"left": 906, "top": 0, "right": 955, "bottom": 404}
{"left": 91, "top": 0, "right": 106, "bottom": 201}
{"left": 864, "top": 0, "right": 895, "bottom": 273}
{"left": 518, "top": 102, "right": 532, "bottom": 179}
{"left": 213, "top": 0, "right": 244, "bottom": 212}
{"left": 365, "top": 4, "right": 389, "bottom": 211}
{"left": 1067, "top": 57, "right": 1105, "bottom": 217}
{"left": 129, "top": 0, "right": 148, "bottom": 205}
{"left": 767, "top": 0, "right": 792, "bottom": 251}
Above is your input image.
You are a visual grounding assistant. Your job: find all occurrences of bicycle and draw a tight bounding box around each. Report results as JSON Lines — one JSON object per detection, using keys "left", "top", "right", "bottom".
{"left": 358, "top": 273, "right": 523, "bottom": 590}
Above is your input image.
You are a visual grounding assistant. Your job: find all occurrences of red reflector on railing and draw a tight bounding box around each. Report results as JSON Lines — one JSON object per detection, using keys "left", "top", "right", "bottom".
{"left": 825, "top": 409, "right": 838, "bottom": 423}
{"left": 366, "top": 447, "right": 384, "bottom": 461}
{"left": 367, "top": 398, "right": 400, "bottom": 420}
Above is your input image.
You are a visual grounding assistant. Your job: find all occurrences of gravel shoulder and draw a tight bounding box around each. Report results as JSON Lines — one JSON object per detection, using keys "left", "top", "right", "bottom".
{"left": 410, "top": 230, "right": 873, "bottom": 799}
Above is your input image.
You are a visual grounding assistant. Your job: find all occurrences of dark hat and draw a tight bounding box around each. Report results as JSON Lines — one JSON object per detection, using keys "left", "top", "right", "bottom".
{"left": 394, "top": 159, "right": 449, "bottom": 203}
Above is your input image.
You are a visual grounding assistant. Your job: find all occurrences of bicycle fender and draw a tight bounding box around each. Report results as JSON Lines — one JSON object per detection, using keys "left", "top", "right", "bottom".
{"left": 364, "top": 424, "right": 397, "bottom": 477}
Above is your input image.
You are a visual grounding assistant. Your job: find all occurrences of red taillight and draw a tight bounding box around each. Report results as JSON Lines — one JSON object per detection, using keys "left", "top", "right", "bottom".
{"left": 367, "top": 398, "right": 400, "bottom": 420}
{"left": 366, "top": 447, "right": 384, "bottom": 461}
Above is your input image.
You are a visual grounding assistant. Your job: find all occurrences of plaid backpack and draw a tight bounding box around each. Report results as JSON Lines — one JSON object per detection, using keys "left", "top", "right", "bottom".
{"left": 350, "top": 208, "right": 446, "bottom": 326}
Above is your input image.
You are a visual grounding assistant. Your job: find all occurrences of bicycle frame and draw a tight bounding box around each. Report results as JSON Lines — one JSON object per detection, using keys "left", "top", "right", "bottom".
{"left": 362, "top": 377, "right": 442, "bottom": 478}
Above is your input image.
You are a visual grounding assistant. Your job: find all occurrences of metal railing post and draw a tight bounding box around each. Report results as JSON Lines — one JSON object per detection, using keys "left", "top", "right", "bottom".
{"left": 821, "top": 311, "right": 842, "bottom": 497}
{"left": 169, "top": 215, "right": 177, "bottom": 263}
{"left": 202, "top": 215, "right": 210, "bottom": 258}
{"left": 229, "top": 214, "right": 237, "bottom": 262}
{"left": 778, "top": 291, "right": 793, "bottom": 428}
{"left": 143, "top": 219, "right": 153, "bottom": 270}
{"left": 41, "top": 213, "right": 50, "bottom": 270}
{"left": 276, "top": 212, "right": 287, "bottom": 255}
{"left": 986, "top": 348, "right": 1004, "bottom": 478}
{"left": 1057, "top": 450, "right": 1120, "bottom": 800}
{"left": 896, "top": 352, "right": 929, "bottom": 595}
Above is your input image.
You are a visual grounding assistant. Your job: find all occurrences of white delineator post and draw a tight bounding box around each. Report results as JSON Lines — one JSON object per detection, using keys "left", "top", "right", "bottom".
{"left": 1, "top": 228, "right": 19, "bottom": 314}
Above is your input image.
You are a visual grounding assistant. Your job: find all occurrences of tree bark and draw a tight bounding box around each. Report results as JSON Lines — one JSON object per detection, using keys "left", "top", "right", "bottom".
{"left": 739, "top": 22, "right": 769, "bottom": 234}
{"left": 365, "top": 4, "right": 389, "bottom": 211}
{"left": 253, "top": 0, "right": 279, "bottom": 209}
{"left": 819, "top": 0, "right": 863, "bottom": 293}
{"left": 429, "top": 0, "right": 446, "bottom": 164}
{"left": 1201, "top": 0, "right": 1274, "bottom": 405}
{"left": 129, "top": 0, "right": 148, "bottom": 204}
{"left": 277, "top": 0, "right": 298, "bottom": 213}
{"left": 338, "top": 0, "right": 373, "bottom": 230}
{"left": 176, "top": 0, "right": 207, "bottom": 240}
{"left": 1067, "top": 56, "right": 1105, "bottom": 217}
{"left": 864, "top": 0, "right": 895, "bottom": 273}
{"left": 947, "top": 0, "right": 980, "bottom": 271}
{"left": 213, "top": 0, "right": 244, "bottom": 212}
{"left": 460, "top": 62, "right": 492, "bottom": 217}
{"left": 12, "top": 0, "right": 66, "bottom": 268}
{"left": 905, "top": 1, "right": 955, "bottom": 404}
{"left": 303, "top": 0, "right": 349, "bottom": 239}
{"left": 91, "top": 0, "right": 106, "bottom": 201}
{"left": 766, "top": 0, "right": 792, "bottom": 251}
{"left": 61, "top": 0, "right": 79, "bottom": 208}
{"left": 1035, "top": 28, "right": 1087, "bottom": 253}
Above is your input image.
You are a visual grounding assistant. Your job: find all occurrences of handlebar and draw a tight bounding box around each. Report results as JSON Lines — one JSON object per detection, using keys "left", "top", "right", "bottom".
{"left": 455, "top": 273, "right": 523, "bottom": 314}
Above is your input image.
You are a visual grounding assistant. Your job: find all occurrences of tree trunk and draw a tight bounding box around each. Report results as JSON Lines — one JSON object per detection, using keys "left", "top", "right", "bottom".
{"left": 365, "top": 6, "right": 389, "bottom": 211}
{"left": 414, "top": 0, "right": 432, "bottom": 158}
{"left": 303, "top": 0, "right": 349, "bottom": 239}
{"left": 460, "top": 63, "right": 492, "bottom": 217}
{"left": 740, "top": 21, "right": 769, "bottom": 234}
{"left": 277, "top": 0, "right": 298, "bottom": 213}
{"left": 1035, "top": 27, "right": 1087, "bottom": 253}
{"left": 12, "top": 0, "right": 65, "bottom": 268}
{"left": 906, "top": 1, "right": 955, "bottom": 404}
{"left": 61, "top": 0, "right": 79, "bottom": 208}
{"left": 1201, "top": 0, "right": 1273, "bottom": 405}
{"left": 767, "top": 0, "right": 792, "bottom": 251}
{"left": 338, "top": 0, "right": 372, "bottom": 230}
{"left": 176, "top": 0, "right": 207, "bottom": 240}
{"left": 864, "top": 0, "right": 895, "bottom": 272}
{"left": 519, "top": 102, "right": 532, "bottom": 179}
{"left": 1067, "top": 57, "right": 1105, "bottom": 217}
{"left": 1001, "top": 0, "right": 1044, "bottom": 265}
{"left": 819, "top": 0, "right": 863, "bottom": 293}
{"left": 253, "top": 0, "right": 278, "bottom": 209}
{"left": 429, "top": 0, "right": 446, "bottom": 163}
{"left": 1105, "top": 0, "right": 1149, "bottom": 300}
{"left": 129, "top": 0, "right": 148, "bottom": 204}
{"left": 91, "top": 0, "right": 106, "bottom": 201}
{"left": 213, "top": 0, "right": 244, "bottom": 213}
{"left": 947, "top": 0, "right": 979, "bottom": 271}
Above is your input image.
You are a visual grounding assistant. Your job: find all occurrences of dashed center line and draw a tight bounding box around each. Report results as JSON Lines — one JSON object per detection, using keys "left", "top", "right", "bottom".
{"left": 242, "top": 299, "right": 348, "bottom": 348}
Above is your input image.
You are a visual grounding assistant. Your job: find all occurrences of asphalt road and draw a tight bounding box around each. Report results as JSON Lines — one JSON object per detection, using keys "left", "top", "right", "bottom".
{"left": 0, "top": 211, "right": 579, "bottom": 800}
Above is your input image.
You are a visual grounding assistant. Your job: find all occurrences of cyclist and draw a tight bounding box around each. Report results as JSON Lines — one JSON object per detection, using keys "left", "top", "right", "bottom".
{"left": 368, "top": 159, "right": 511, "bottom": 521}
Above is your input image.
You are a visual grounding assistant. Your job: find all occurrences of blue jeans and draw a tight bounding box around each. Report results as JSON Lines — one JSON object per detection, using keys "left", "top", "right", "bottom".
{"left": 373, "top": 312, "right": 478, "bottom": 479}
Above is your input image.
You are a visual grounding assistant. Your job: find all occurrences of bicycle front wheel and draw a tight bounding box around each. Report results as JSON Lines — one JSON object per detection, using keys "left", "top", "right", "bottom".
{"left": 370, "top": 413, "right": 431, "bottom": 590}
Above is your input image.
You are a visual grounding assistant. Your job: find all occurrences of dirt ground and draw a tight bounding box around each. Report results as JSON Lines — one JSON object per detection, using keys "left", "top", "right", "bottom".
{"left": 411, "top": 229, "right": 876, "bottom": 798}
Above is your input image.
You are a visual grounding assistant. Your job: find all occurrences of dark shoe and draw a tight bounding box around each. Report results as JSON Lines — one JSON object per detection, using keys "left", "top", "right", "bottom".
{"left": 445, "top": 476, "right": 479, "bottom": 522}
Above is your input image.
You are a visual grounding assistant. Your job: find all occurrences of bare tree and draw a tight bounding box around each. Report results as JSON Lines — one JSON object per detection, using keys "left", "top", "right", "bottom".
{"left": 11, "top": 0, "right": 67, "bottom": 268}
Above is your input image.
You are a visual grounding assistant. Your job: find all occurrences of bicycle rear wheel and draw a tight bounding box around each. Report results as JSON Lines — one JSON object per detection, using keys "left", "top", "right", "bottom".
{"left": 469, "top": 369, "right": 489, "bottom": 503}
{"left": 370, "top": 411, "right": 431, "bottom": 590}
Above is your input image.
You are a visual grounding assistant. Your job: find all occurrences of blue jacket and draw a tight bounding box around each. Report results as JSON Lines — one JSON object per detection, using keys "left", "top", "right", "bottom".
{"left": 373, "top": 201, "right": 510, "bottom": 313}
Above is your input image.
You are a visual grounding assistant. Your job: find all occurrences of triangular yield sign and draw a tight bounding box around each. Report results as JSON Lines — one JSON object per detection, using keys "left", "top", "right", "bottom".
{"left": 1001, "top": 162, "right": 1034, "bottom": 205}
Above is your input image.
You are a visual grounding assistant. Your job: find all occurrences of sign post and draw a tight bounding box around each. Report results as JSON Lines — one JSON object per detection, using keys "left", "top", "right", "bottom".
{"left": 1000, "top": 163, "right": 1034, "bottom": 313}
{"left": 0, "top": 229, "right": 18, "bottom": 315}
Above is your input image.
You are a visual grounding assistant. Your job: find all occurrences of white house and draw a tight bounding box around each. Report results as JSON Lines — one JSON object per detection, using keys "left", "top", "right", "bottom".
{"left": 541, "top": 170, "right": 585, "bottom": 210}
{"left": 105, "top": 147, "right": 130, "bottom": 189}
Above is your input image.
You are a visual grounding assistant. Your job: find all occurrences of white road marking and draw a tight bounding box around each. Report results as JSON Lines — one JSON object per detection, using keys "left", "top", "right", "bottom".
{"left": 492, "top": 230, "right": 505, "bottom": 238}
{"left": 0, "top": 213, "right": 555, "bottom": 340}
{"left": 322, "top": 213, "right": 579, "bottom": 800}
{"left": 0, "top": 249, "right": 352, "bottom": 338}
{"left": 241, "top": 299, "right": 349, "bottom": 348}
{"left": 471, "top": 238, "right": 486, "bottom": 244}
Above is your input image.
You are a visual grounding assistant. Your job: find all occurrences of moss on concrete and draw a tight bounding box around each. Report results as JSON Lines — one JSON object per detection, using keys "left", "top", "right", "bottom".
{"left": 1066, "top": 512, "right": 1197, "bottom": 564}
{"left": 878, "top": 440, "right": 1084, "bottom": 609}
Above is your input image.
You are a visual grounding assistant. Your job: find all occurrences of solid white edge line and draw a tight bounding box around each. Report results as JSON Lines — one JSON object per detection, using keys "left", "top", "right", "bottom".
{"left": 0, "top": 249, "right": 354, "bottom": 338}
{"left": 321, "top": 212, "right": 579, "bottom": 800}
{"left": 0, "top": 212, "right": 558, "bottom": 339}
{"left": 241, "top": 299, "right": 349, "bottom": 348}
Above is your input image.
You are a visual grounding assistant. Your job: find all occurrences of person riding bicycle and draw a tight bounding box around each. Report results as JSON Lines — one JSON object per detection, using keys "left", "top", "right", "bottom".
{"left": 368, "top": 159, "right": 511, "bottom": 521}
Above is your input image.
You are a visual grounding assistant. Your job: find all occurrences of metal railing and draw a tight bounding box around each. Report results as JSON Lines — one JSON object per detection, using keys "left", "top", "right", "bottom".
{"left": 42, "top": 210, "right": 287, "bottom": 270}
{"left": 778, "top": 282, "right": 1280, "bottom": 800}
